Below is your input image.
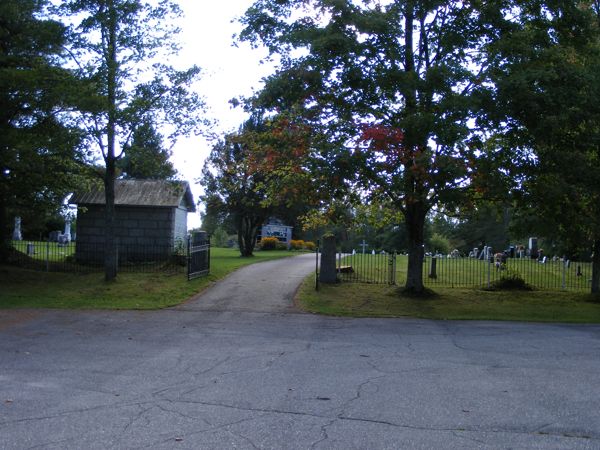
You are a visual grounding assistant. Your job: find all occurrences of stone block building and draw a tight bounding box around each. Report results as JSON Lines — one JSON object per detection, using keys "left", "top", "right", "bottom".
{"left": 69, "top": 180, "right": 196, "bottom": 263}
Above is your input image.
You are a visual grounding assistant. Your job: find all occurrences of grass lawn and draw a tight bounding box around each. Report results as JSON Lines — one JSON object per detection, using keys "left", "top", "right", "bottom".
{"left": 297, "top": 277, "right": 600, "bottom": 323}
{"left": 0, "top": 248, "right": 299, "bottom": 310}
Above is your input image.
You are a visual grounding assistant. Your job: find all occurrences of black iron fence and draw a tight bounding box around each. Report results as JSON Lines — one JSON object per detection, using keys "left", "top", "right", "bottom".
{"left": 336, "top": 252, "right": 397, "bottom": 285}
{"left": 8, "top": 240, "right": 198, "bottom": 275}
{"left": 333, "top": 252, "right": 592, "bottom": 291}
{"left": 422, "top": 255, "right": 592, "bottom": 290}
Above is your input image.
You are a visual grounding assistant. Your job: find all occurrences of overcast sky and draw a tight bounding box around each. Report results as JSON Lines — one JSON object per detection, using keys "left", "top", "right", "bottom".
{"left": 169, "top": 0, "right": 273, "bottom": 229}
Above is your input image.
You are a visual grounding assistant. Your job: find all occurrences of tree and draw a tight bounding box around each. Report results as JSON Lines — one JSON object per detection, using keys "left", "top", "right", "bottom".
{"left": 0, "top": 0, "right": 90, "bottom": 261}
{"left": 56, "top": 0, "right": 205, "bottom": 281}
{"left": 118, "top": 120, "right": 176, "bottom": 180}
{"left": 487, "top": 1, "right": 600, "bottom": 292}
{"left": 200, "top": 119, "right": 273, "bottom": 257}
{"left": 240, "top": 1, "right": 503, "bottom": 292}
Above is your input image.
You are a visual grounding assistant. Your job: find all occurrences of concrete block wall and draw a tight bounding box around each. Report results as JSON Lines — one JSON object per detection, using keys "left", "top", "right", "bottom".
{"left": 75, "top": 205, "right": 177, "bottom": 262}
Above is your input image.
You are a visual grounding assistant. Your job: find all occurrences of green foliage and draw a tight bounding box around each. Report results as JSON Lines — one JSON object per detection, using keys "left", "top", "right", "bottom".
{"left": 0, "top": 0, "right": 91, "bottom": 257}
{"left": 486, "top": 1, "right": 600, "bottom": 292}
{"left": 199, "top": 118, "right": 273, "bottom": 257}
{"left": 488, "top": 269, "right": 532, "bottom": 291}
{"left": 428, "top": 233, "right": 451, "bottom": 256}
{"left": 211, "top": 227, "right": 230, "bottom": 248}
{"left": 239, "top": 0, "right": 506, "bottom": 291}
{"left": 118, "top": 120, "right": 176, "bottom": 180}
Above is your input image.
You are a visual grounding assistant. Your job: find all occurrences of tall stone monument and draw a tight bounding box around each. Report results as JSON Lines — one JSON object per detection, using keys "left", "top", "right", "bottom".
{"left": 319, "top": 235, "right": 338, "bottom": 283}
{"left": 64, "top": 219, "right": 72, "bottom": 242}
{"left": 12, "top": 217, "right": 22, "bottom": 241}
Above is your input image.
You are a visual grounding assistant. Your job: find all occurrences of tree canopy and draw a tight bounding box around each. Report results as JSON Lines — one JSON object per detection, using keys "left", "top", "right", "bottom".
{"left": 118, "top": 120, "right": 177, "bottom": 180}
{"left": 239, "top": 0, "right": 506, "bottom": 291}
{"left": 0, "top": 0, "right": 90, "bottom": 259}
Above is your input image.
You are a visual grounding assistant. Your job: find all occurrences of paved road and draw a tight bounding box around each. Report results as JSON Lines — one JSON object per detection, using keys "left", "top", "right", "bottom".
{"left": 1, "top": 255, "right": 600, "bottom": 449}
{"left": 176, "top": 253, "right": 316, "bottom": 313}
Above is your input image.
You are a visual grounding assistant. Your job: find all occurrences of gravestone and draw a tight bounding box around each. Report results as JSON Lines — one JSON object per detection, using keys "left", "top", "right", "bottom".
{"left": 529, "top": 237, "right": 538, "bottom": 259}
{"left": 471, "top": 247, "right": 479, "bottom": 258}
{"left": 49, "top": 230, "right": 61, "bottom": 242}
{"left": 319, "top": 235, "right": 337, "bottom": 283}
{"left": 359, "top": 240, "right": 368, "bottom": 254}
{"left": 57, "top": 233, "right": 69, "bottom": 247}
{"left": 12, "top": 217, "right": 22, "bottom": 241}
{"left": 429, "top": 257, "right": 437, "bottom": 279}
{"left": 63, "top": 219, "right": 72, "bottom": 242}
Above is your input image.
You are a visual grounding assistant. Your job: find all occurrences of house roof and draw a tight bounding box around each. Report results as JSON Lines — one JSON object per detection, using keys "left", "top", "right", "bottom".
{"left": 69, "top": 180, "right": 196, "bottom": 212}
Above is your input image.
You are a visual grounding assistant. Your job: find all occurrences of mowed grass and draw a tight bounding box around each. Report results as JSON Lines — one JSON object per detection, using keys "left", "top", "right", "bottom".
{"left": 297, "top": 278, "right": 600, "bottom": 323}
{"left": 11, "top": 240, "right": 76, "bottom": 262}
{"left": 0, "top": 248, "right": 297, "bottom": 310}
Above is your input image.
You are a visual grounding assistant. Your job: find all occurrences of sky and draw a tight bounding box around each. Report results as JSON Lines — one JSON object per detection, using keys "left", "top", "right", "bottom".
{"left": 168, "top": 1, "right": 273, "bottom": 229}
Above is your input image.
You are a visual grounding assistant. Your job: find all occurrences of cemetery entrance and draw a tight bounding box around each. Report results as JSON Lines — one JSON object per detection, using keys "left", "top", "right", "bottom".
{"left": 188, "top": 233, "right": 211, "bottom": 280}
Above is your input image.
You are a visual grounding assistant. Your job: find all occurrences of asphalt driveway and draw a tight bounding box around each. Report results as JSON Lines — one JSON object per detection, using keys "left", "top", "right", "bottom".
{"left": 1, "top": 254, "right": 600, "bottom": 449}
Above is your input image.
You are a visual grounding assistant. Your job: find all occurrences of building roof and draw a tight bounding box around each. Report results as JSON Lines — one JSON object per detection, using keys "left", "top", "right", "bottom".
{"left": 69, "top": 179, "right": 196, "bottom": 212}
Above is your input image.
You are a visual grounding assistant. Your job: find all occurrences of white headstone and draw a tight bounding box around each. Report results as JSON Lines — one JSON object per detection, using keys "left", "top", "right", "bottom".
{"left": 12, "top": 216, "right": 22, "bottom": 241}
{"left": 64, "top": 219, "right": 72, "bottom": 241}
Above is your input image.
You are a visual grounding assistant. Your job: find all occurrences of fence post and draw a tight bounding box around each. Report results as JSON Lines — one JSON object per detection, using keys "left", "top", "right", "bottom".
{"left": 315, "top": 240, "right": 320, "bottom": 291}
{"left": 487, "top": 254, "right": 491, "bottom": 289}
{"left": 46, "top": 241, "right": 50, "bottom": 272}
{"left": 562, "top": 259, "right": 566, "bottom": 290}
{"left": 388, "top": 252, "right": 396, "bottom": 285}
{"left": 187, "top": 235, "right": 191, "bottom": 281}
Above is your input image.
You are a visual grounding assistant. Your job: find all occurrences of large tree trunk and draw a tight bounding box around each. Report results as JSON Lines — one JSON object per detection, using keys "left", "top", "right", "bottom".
{"left": 591, "top": 238, "right": 600, "bottom": 294}
{"left": 0, "top": 194, "right": 9, "bottom": 263}
{"left": 404, "top": 202, "right": 427, "bottom": 292}
{"left": 104, "top": 162, "right": 117, "bottom": 281}
{"left": 104, "top": 0, "right": 118, "bottom": 282}
{"left": 238, "top": 216, "right": 258, "bottom": 257}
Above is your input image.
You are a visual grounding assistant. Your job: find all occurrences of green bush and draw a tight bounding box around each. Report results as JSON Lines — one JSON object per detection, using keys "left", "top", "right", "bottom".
{"left": 428, "top": 233, "right": 451, "bottom": 255}
{"left": 276, "top": 241, "right": 287, "bottom": 250}
{"left": 212, "top": 227, "right": 229, "bottom": 248}
{"left": 489, "top": 269, "right": 532, "bottom": 291}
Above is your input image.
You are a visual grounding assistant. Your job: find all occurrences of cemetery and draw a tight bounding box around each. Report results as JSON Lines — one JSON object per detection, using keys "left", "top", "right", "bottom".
{"left": 316, "top": 237, "right": 593, "bottom": 291}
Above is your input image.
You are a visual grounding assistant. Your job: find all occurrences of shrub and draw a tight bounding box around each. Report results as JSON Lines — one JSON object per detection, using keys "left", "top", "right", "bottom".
{"left": 290, "top": 239, "right": 305, "bottom": 250}
{"left": 428, "top": 232, "right": 451, "bottom": 255}
{"left": 488, "top": 269, "right": 532, "bottom": 291}
{"left": 259, "top": 237, "right": 279, "bottom": 250}
{"left": 212, "top": 227, "right": 229, "bottom": 248}
{"left": 304, "top": 241, "right": 316, "bottom": 251}
{"left": 276, "top": 241, "right": 287, "bottom": 250}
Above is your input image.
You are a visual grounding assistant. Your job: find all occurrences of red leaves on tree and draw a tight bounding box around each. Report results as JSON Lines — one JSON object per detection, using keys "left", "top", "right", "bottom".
{"left": 360, "top": 124, "right": 405, "bottom": 152}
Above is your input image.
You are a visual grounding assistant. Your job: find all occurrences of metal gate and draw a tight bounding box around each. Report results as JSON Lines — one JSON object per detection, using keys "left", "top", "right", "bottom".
{"left": 188, "top": 234, "right": 210, "bottom": 280}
